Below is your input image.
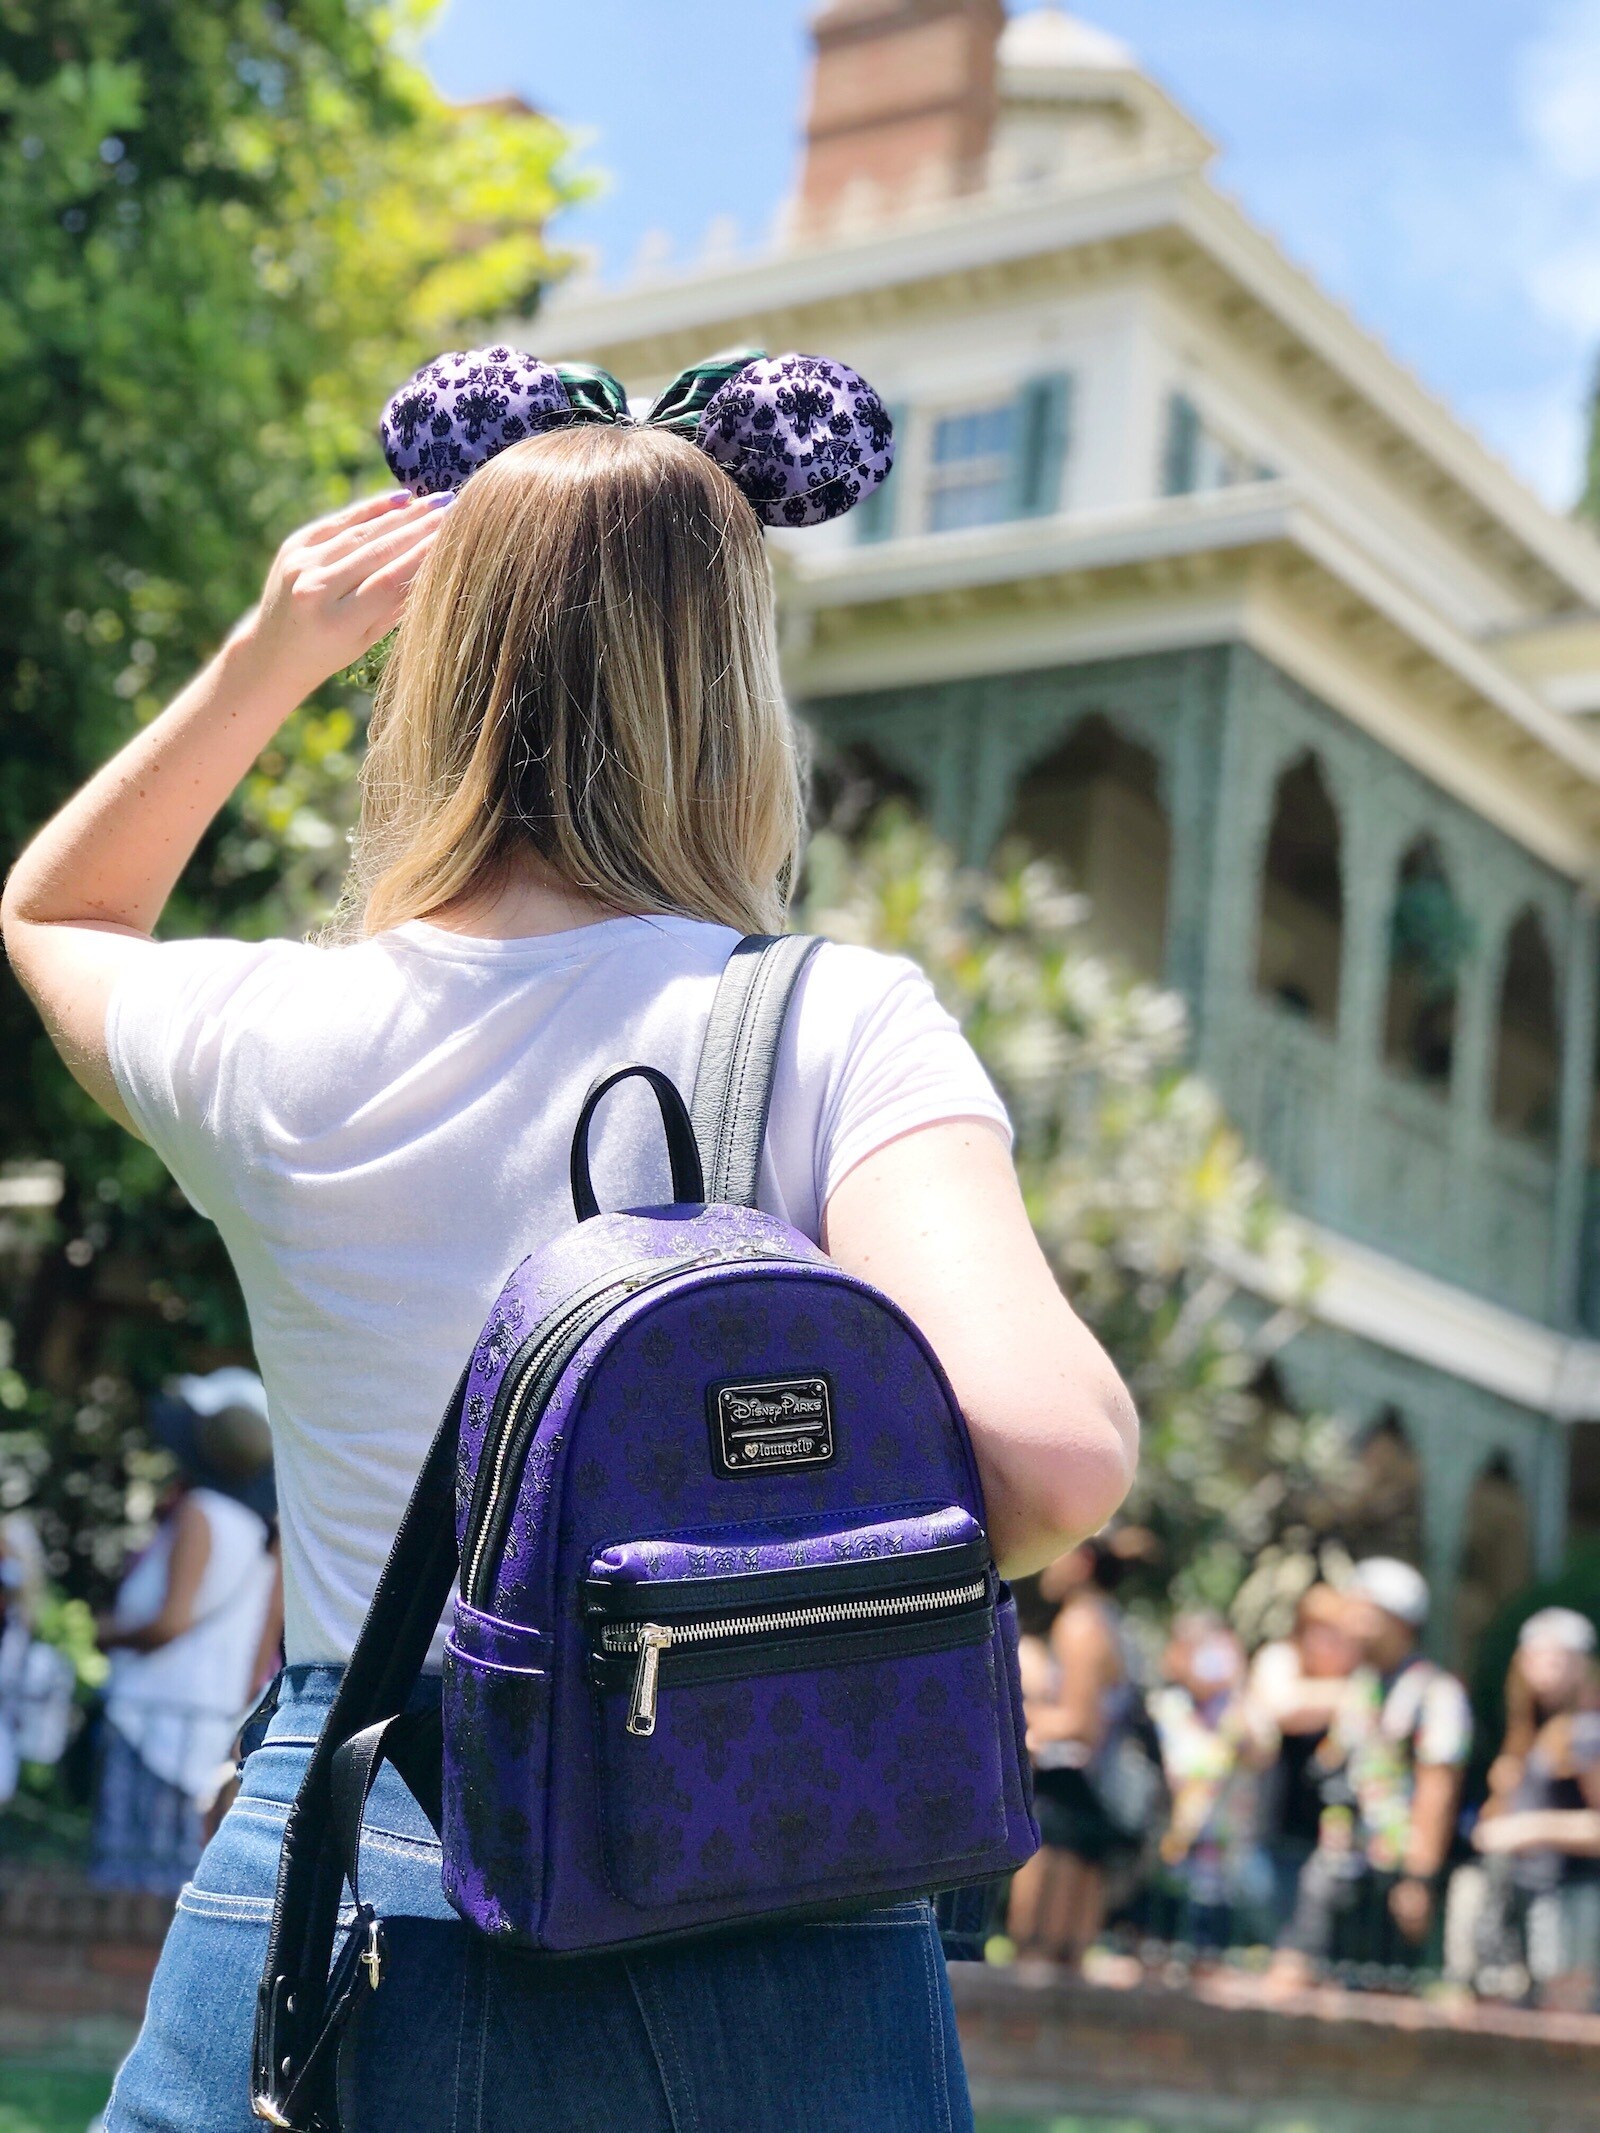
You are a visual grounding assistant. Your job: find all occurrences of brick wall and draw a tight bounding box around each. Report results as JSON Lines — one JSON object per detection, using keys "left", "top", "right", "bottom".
{"left": 9, "top": 1874, "right": 1600, "bottom": 2126}
{"left": 0, "top": 1875, "right": 169, "bottom": 2065}
{"left": 952, "top": 1963, "right": 1600, "bottom": 2133}
{"left": 797, "top": 0, "right": 1005, "bottom": 231}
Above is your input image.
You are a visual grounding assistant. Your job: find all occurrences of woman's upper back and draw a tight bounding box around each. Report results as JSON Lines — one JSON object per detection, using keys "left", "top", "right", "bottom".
{"left": 106, "top": 915, "right": 1006, "bottom": 1662}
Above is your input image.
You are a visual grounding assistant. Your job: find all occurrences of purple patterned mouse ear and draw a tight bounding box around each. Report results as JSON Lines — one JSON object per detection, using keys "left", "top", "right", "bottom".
{"left": 695, "top": 354, "right": 895, "bottom": 528}
{"left": 379, "top": 347, "right": 575, "bottom": 496}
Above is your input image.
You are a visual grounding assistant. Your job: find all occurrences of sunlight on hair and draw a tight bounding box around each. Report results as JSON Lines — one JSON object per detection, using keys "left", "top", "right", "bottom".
{"left": 339, "top": 425, "right": 803, "bottom": 938}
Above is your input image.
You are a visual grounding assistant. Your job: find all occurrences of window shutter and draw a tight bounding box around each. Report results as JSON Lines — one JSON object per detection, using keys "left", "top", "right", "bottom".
{"left": 1009, "top": 371, "right": 1073, "bottom": 519}
{"left": 1162, "top": 391, "right": 1201, "bottom": 496}
{"left": 854, "top": 402, "right": 907, "bottom": 543}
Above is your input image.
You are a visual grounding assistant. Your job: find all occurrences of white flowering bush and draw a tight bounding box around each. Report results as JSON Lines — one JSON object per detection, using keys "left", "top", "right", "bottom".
{"left": 802, "top": 809, "right": 1350, "bottom": 1609}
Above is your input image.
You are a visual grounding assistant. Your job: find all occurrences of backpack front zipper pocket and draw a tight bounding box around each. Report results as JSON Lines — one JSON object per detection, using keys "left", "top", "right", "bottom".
{"left": 584, "top": 1508, "right": 1009, "bottom": 1912}
{"left": 601, "top": 1572, "right": 992, "bottom": 1737}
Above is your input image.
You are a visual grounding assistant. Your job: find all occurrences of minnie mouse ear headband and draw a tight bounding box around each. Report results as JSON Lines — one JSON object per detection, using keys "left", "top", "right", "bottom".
{"left": 379, "top": 345, "right": 894, "bottom": 529}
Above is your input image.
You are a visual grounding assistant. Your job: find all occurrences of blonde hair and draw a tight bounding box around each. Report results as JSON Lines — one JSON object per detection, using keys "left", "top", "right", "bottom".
{"left": 345, "top": 424, "right": 805, "bottom": 937}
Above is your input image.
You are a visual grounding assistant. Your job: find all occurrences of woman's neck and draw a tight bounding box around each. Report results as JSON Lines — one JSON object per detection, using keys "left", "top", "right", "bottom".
{"left": 421, "top": 863, "right": 631, "bottom": 942}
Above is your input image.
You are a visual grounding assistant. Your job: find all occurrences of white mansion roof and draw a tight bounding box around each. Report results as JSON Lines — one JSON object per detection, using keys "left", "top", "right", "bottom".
{"left": 998, "top": 6, "right": 1136, "bottom": 72}
{"left": 527, "top": 10, "right": 1600, "bottom": 871}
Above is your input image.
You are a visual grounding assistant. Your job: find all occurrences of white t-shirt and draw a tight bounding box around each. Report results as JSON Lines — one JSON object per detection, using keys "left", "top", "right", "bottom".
{"left": 107, "top": 915, "right": 1009, "bottom": 1663}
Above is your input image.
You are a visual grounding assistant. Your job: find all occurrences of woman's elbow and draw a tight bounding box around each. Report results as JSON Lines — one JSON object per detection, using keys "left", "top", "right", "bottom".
{"left": 1048, "top": 1395, "right": 1139, "bottom": 1539}
{"left": 990, "top": 1383, "right": 1139, "bottom": 1573}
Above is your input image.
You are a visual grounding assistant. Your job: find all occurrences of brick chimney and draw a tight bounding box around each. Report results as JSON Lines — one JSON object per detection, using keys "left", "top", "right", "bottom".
{"left": 796, "top": 0, "right": 1007, "bottom": 234}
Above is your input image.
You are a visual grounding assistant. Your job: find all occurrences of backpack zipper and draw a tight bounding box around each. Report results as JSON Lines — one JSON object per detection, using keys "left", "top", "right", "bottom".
{"left": 602, "top": 1575, "right": 990, "bottom": 1737}
{"left": 465, "top": 1270, "right": 655, "bottom": 1606}
{"left": 463, "top": 1245, "right": 807, "bottom": 1606}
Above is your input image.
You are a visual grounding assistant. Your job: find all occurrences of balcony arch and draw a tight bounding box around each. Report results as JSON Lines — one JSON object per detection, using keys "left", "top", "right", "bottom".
{"left": 1456, "top": 1454, "right": 1532, "bottom": 1672}
{"left": 1255, "top": 752, "right": 1344, "bottom": 1030}
{"left": 1005, "top": 714, "right": 1171, "bottom": 979}
{"left": 1383, "top": 837, "right": 1471, "bottom": 1092}
{"left": 1336, "top": 1409, "right": 1425, "bottom": 1569}
{"left": 1492, "top": 906, "right": 1561, "bottom": 1149}
{"left": 806, "top": 734, "right": 922, "bottom": 840}
{"left": 1569, "top": 1418, "right": 1600, "bottom": 1548}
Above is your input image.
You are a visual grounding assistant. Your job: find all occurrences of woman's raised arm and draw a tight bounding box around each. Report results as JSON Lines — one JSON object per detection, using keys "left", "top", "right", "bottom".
{"left": 824, "top": 1118, "right": 1138, "bottom": 1576}
{"left": 1, "top": 490, "right": 445, "bottom": 1130}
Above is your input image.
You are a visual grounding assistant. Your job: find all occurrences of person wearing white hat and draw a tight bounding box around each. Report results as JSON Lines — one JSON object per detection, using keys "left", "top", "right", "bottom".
{"left": 1346, "top": 1556, "right": 1430, "bottom": 1632}
{"left": 1473, "top": 1607, "right": 1600, "bottom": 2008}
{"left": 1278, "top": 1558, "right": 1471, "bottom": 1975}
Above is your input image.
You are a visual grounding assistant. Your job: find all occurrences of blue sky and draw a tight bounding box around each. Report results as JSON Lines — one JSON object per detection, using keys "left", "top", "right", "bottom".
{"left": 422, "top": 0, "right": 1600, "bottom": 509}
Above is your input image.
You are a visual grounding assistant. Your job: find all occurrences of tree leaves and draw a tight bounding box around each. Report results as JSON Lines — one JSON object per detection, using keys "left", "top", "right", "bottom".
{"left": 802, "top": 809, "right": 1349, "bottom": 1611}
{"left": 0, "top": 1, "right": 579, "bottom": 1592}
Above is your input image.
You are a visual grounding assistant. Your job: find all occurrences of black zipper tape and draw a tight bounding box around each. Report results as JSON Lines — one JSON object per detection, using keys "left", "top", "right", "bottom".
{"left": 590, "top": 1568, "right": 996, "bottom": 1690}
{"left": 590, "top": 1596, "right": 996, "bottom": 1696}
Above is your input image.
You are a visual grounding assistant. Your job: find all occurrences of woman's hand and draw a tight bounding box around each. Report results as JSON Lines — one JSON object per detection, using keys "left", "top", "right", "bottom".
{"left": 235, "top": 488, "right": 449, "bottom": 699}
{"left": 3, "top": 485, "right": 449, "bottom": 1131}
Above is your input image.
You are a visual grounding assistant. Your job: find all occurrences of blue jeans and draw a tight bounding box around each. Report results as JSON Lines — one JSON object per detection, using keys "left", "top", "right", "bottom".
{"left": 106, "top": 1666, "right": 973, "bottom": 2132}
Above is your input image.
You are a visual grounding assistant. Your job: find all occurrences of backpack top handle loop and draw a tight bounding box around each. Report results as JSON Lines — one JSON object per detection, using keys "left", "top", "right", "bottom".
{"left": 570, "top": 1064, "right": 706, "bottom": 1222}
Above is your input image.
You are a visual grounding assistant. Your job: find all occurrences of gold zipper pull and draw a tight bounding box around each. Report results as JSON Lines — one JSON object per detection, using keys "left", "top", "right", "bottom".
{"left": 627, "top": 1624, "right": 674, "bottom": 1737}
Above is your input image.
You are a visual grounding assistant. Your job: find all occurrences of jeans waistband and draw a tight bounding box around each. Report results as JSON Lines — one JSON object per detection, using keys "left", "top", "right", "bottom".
{"left": 260, "top": 1663, "right": 443, "bottom": 1741}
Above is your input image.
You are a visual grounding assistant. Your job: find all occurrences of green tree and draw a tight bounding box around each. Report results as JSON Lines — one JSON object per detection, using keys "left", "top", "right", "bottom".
{"left": 0, "top": 0, "right": 578, "bottom": 1590}
{"left": 802, "top": 811, "right": 1348, "bottom": 1610}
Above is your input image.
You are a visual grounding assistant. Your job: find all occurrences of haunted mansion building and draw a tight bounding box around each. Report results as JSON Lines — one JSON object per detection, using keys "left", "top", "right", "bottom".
{"left": 530, "top": 3, "right": 1600, "bottom": 1649}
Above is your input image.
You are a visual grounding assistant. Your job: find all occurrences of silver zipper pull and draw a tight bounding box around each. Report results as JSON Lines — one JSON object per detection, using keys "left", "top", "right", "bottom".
{"left": 627, "top": 1624, "right": 674, "bottom": 1737}
{"left": 359, "top": 1916, "right": 383, "bottom": 1991}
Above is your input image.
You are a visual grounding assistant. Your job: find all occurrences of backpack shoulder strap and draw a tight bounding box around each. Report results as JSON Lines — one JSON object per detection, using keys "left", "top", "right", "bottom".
{"left": 690, "top": 933, "right": 822, "bottom": 1208}
{"left": 251, "top": 1370, "right": 464, "bottom": 2132}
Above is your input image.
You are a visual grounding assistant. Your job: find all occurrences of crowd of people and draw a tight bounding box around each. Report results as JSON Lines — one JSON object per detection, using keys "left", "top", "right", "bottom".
{"left": 4, "top": 1393, "right": 1599, "bottom": 2017}
{"left": 1008, "top": 1534, "right": 1600, "bottom": 2012}
{"left": 0, "top": 1369, "right": 281, "bottom": 1893}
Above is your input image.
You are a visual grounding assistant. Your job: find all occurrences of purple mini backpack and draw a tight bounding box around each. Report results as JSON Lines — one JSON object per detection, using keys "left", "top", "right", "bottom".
{"left": 254, "top": 936, "right": 1038, "bottom": 2130}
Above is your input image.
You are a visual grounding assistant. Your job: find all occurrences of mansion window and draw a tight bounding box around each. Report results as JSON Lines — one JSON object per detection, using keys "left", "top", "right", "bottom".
{"left": 1162, "top": 390, "right": 1273, "bottom": 497}
{"left": 855, "top": 373, "right": 1073, "bottom": 542}
{"left": 926, "top": 403, "right": 1017, "bottom": 532}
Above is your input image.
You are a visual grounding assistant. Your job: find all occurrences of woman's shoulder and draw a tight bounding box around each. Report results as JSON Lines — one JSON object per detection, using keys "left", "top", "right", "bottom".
{"left": 105, "top": 933, "right": 406, "bottom": 1170}
{"left": 110, "top": 929, "right": 410, "bottom": 1078}
{"left": 789, "top": 937, "right": 958, "bottom": 1061}
{"left": 604, "top": 919, "right": 927, "bottom": 994}
{"left": 802, "top": 935, "right": 929, "bottom": 1002}
{"left": 600, "top": 920, "right": 945, "bottom": 1053}
{"left": 114, "top": 930, "right": 364, "bottom": 1023}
